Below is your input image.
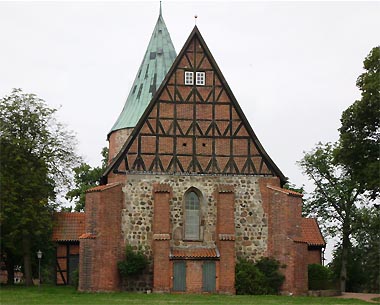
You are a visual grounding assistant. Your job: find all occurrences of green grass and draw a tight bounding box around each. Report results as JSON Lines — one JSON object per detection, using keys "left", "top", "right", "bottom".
{"left": 0, "top": 285, "right": 370, "bottom": 305}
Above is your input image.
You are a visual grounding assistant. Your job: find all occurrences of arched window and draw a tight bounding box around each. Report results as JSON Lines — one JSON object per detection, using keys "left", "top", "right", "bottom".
{"left": 184, "top": 190, "right": 200, "bottom": 240}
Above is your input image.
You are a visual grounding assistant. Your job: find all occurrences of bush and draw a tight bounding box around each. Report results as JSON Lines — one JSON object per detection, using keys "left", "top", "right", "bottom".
{"left": 256, "top": 257, "right": 285, "bottom": 294}
{"left": 235, "top": 259, "right": 266, "bottom": 295}
{"left": 235, "top": 257, "right": 285, "bottom": 295}
{"left": 308, "top": 264, "right": 333, "bottom": 290}
{"left": 117, "top": 245, "right": 148, "bottom": 278}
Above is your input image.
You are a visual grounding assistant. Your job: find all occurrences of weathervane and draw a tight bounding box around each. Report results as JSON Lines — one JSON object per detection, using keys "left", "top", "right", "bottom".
{"left": 194, "top": 14, "right": 198, "bottom": 25}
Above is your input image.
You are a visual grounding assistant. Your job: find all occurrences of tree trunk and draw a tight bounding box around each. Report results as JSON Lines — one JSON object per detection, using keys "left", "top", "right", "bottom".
{"left": 340, "top": 228, "right": 350, "bottom": 292}
{"left": 5, "top": 252, "right": 15, "bottom": 285}
{"left": 22, "top": 235, "right": 34, "bottom": 286}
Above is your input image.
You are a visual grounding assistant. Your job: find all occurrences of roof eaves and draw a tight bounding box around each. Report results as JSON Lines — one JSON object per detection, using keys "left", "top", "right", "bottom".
{"left": 86, "top": 182, "right": 122, "bottom": 193}
{"left": 266, "top": 185, "right": 303, "bottom": 197}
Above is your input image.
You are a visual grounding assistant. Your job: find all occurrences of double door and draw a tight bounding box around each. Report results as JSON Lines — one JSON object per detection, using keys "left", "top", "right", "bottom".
{"left": 172, "top": 261, "right": 216, "bottom": 292}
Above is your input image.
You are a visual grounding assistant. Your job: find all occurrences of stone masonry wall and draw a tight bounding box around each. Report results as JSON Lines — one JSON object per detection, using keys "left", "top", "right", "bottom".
{"left": 121, "top": 174, "right": 269, "bottom": 261}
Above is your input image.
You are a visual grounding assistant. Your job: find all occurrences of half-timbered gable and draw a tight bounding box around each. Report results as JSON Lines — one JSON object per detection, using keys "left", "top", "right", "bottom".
{"left": 105, "top": 27, "right": 286, "bottom": 182}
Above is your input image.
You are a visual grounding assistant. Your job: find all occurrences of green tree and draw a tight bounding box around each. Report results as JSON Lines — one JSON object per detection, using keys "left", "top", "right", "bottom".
{"left": 298, "top": 142, "right": 362, "bottom": 292}
{"left": 0, "top": 89, "right": 79, "bottom": 286}
{"left": 66, "top": 147, "right": 108, "bottom": 212}
{"left": 352, "top": 206, "right": 380, "bottom": 292}
{"left": 283, "top": 183, "right": 305, "bottom": 195}
{"left": 336, "top": 46, "right": 380, "bottom": 199}
{"left": 329, "top": 207, "right": 380, "bottom": 294}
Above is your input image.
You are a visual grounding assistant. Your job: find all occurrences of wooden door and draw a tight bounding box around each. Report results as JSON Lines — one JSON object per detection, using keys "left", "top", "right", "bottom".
{"left": 202, "top": 261, "right": 216, "bottom": 292}
{"left": 173, "top": 261, "right": 186, "bottom": 292}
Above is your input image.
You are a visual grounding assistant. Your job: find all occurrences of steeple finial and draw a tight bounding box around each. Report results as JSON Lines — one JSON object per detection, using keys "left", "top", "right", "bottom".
{"left": 159, "top": 1, "right": 162, "bottom": 17}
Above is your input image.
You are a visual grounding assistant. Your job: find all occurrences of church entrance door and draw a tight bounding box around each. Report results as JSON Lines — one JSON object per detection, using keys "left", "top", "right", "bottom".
{"left": 173, "top": 261, "right": 186, "bottom": 291}
{"left": 202, "top": 261, "right": 216, "bottom": 292}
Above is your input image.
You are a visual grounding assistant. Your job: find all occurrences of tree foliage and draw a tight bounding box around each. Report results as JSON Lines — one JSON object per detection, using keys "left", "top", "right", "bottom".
{"left": 329, "top": 206, "right": 380, "bottom": 293}
{"left": 117, "top": 245, "right": 149, "bottom": 278}
{"left": 65, "top": 147, "right": 108, "bottom": 212}
{"left": 336, "top": 46, "right": 380, "bottom": 198}
{"left": 308, "top": 264, "right": 334, "bottom": 290}
{"left": 283, "top": 183, "right": 305, "bottom": 195}
{"left": 298, "top": 142, "right": 362, "bottom": 292}
{"left": 0, "top": 89, "right": 79, "bottom": 285}
{"left": 299, "top": 46, "right": 379, "bottom": 293}
{"left": 299, "top": 143, "right": 362, "bottom": 237}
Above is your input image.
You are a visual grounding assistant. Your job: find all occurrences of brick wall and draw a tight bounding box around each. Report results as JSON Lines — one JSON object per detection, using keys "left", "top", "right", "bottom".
{"left": 307, "top": 247, "right": 323, "bottom": 265}
{"left": 79, "top": 183, "right": 124, "bottom": 291}
{"left": 294, "top": 242, "right": 308, "bottom": 295}
{"left": 216, "top": 185, "right": 236, "bottom": 294}
{"left": 152, "top": 184, "right": 172, "bottom": 292}
{"left": 259, "top": 178, "right": 308, "bottom": 295}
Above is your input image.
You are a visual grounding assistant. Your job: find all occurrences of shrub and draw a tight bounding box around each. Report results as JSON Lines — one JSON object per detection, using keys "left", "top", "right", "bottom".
{"left": 256, "top": 257, "right": 285, "bottom": 294}
{"left": 117, "top": 245, "right": 148, "bottom": 278}
{"left": 235, "top": 257, "right": 285, "bottom": 295}
{"left": 308, "top": 264, "right": 333, "bottom": 290}
{"left": 235, "top": 259, "right": 266, "bottom": 295}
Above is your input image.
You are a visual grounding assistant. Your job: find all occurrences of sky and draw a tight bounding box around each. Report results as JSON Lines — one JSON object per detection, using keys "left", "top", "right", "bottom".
{"left": 1, "top": 1, "right": 379, "bottom": 262}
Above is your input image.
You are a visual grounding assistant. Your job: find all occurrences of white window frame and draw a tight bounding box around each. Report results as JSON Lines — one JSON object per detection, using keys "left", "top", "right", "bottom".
{"left": 196, "top": 72, "right": 205, "bottom": 86}
{"left": 184, "top": 71, "right": 194, "bottom": 85}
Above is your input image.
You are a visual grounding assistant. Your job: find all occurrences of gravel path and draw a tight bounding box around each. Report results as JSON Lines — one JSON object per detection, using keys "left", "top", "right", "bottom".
{"left": 334, "top": 292, "right": 380, "bottom": 303}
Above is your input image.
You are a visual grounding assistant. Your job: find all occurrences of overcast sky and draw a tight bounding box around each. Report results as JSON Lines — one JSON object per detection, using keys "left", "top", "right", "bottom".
{"left": 1, "top": 1, "right": 379, "bottom": 262}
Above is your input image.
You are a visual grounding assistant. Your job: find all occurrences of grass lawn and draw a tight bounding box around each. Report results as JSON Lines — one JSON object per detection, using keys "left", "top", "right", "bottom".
{"left": 0, "top": 285, "right": 370, "bottom": 305}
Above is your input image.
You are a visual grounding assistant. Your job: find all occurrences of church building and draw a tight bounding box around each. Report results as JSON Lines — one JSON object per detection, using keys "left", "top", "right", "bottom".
{"left": 53, "top": 7, "right": 325, "bottom": 294}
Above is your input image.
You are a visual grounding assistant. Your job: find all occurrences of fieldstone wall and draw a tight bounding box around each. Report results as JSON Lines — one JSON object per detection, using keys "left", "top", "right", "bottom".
{"left": 121, "top": 174, "right": 268, "bottom": 261}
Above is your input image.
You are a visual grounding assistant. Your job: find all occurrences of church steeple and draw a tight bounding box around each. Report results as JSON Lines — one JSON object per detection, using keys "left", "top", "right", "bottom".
{"left": 109, "top": 5, "right": 176, "bottom": 137}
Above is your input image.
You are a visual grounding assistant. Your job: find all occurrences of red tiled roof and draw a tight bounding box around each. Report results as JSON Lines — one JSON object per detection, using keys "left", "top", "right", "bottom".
{"left": 267, "top": 185, "right": 303, "bottom": 197}
{"left": 170, "top": 248, "right": 219, "bottom": 259}
{"left": 52, "top": 212, "right": 85, "bottom": 242}
{"left": 79, "top": 233, "right": 97, "bottom": 239}
{"left": 300, "top": 218, "right": 326, "bottom": 247}
{"left": 86, "top": 182, "right": 122, "bottom": 193}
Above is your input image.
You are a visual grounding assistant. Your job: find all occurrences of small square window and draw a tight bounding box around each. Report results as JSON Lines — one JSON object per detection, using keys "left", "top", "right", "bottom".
{"left": 196, "top": 72, "right": 205, "bottom": 86}
{"left": 185, "top": 71, "right": 194, "bottom": 85}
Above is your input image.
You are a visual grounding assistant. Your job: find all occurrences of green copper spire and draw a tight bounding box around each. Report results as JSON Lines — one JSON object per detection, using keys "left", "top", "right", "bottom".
{"left": 109, "top": 7, "right": 177, "bottom": 136}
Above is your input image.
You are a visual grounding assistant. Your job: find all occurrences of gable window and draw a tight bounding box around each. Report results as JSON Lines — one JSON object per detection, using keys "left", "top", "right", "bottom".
{"left": 196, "top": 72, "right": 205, "bottom": 85}
{"left": 184, "top": 190, "right": 200, "bottom": 240}
{"left": 185, "top": 71, "right": 194, "bottom": 85}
